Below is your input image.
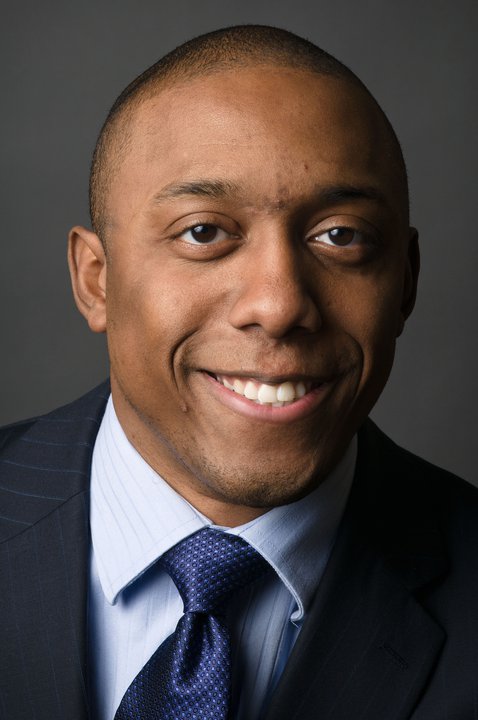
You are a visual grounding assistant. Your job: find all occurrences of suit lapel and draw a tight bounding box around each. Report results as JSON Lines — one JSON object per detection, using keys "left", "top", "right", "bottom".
{"left": 264, "top": 421, "right": 448, "bottom": 720}
{"left": 1, "top": 391, "right": 448, "bottom": 720}
{"left": 0, "top": 383, "right": 109, "bottom": 720}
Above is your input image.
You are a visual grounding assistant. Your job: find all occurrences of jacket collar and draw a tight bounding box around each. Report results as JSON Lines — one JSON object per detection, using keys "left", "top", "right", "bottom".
{"left": 0, "top": 387, "right": 449, "bottom": 720}
{"left": 263, "top": 420, "right": 448, "bottom": 720}
{"left": 0, "top": 382, "right": 109, "bottom": 720}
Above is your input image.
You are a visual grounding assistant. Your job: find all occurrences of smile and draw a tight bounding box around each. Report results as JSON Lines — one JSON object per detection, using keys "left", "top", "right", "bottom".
{"left": 213, "top": 374, "right": 317, "bottom": 406}
{"left": 202, "top": 371, "right": 329, "bottom": 424}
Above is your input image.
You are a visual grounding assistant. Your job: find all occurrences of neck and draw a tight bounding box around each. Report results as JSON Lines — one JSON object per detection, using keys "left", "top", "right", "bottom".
{"left": 166, "top": 486, "right": 271, "bottom": 528}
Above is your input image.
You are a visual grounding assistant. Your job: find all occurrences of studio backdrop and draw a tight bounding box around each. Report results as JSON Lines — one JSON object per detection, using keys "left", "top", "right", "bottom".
{"left": 1, "top": 0, "right": 476, "bottom": 483}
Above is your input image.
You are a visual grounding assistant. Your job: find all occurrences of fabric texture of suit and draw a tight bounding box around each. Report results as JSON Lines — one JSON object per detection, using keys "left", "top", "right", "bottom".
{"left": 1, "top": 381, "right": 478, "bottom": 720}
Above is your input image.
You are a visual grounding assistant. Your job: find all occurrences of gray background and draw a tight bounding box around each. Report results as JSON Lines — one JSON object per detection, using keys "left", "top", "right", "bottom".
{"left": 1, "top": 0, "right": 476, "bottom": 483}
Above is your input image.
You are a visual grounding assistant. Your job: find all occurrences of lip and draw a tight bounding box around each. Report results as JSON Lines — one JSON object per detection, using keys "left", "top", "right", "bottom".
{"left": 209, "top": 370, "right": 319, "bottom": 385}
{"left": 201, "top": 371, "right": 331, "bottom": 423}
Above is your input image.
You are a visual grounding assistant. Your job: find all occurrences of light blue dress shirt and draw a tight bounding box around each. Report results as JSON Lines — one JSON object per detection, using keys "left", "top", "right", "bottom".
{"left": 88, "top": 396, "right": 356, "bottom": 719}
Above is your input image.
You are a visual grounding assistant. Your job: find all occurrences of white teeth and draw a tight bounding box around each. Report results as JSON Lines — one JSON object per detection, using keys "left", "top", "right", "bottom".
{"left": 216, "top": 374, "right": 314, "bottom": 405}
{"left": 243, "top": 381, "right": 259, "bottom": 400}
{"left": 232, "top": 378, "right": 245, "bottom": 394}
{"left": 296, "top": 381, "right": 306, "bottom": 398}
{"left": 277, "top": 381, "right": 295, "bottom": 402}
{"left": 257, "top": 384, "right": 278, "bottom": 403}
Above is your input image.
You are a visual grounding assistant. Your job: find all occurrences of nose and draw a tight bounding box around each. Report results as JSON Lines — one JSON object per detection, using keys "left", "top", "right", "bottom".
{"left": 228, "top": 231, "right": 322, "bottom": 339}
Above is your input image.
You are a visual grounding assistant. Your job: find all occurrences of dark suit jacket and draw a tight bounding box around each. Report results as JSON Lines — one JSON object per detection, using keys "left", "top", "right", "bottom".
{"left": 1, "top": 381, "right": 478, "bottom": 720}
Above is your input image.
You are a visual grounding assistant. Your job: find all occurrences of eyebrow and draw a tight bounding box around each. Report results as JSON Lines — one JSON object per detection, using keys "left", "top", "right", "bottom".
{"left": 319, "top": 184, "right": 387, "bottom": 206}
{"left": 151, "top": 178, "right": 388, "bottom": 208}
{"left": 152, "top": 179, "right": 240, "bottom": 204}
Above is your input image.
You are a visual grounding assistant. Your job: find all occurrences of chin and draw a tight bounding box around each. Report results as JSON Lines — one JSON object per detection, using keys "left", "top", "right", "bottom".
{"left": 195, "top": 457, "right": 326, "bottom": 510}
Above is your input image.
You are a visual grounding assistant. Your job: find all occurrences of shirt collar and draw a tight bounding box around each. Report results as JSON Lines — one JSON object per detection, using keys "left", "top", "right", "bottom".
{"left": 227, "top": 437, "right": 356, "bottom": 621}
{"left": 91, "top": 396, "right": 356, "bottom": 617}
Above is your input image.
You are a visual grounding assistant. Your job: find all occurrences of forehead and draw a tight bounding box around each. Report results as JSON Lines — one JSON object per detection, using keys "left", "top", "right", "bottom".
{"left": 111, "top": 66, "right": 404, "bottom": 218}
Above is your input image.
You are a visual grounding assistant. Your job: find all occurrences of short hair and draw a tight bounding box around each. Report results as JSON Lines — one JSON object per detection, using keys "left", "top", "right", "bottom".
{"left": 89, "top": 24, "right": 407, "bottom": 242}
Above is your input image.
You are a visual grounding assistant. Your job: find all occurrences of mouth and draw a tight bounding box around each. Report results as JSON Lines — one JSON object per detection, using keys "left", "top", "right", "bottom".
{"left": 199, "top": 370, "right": 331, "bottom": 423}
{"left": 210, "top": 373, "right": 320, "bottom": 407}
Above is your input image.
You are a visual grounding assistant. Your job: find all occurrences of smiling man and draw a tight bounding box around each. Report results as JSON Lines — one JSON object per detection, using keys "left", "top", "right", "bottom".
{"left": 1, "top": 25, "right": 477, "bottom": 720}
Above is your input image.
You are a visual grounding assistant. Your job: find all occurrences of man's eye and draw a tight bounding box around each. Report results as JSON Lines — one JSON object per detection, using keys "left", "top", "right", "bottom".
{"left": 180, "top": 224, "right": 228, "bottom": 244}
{"left": 312, "top": 227, "right": 364, "bottom": 247}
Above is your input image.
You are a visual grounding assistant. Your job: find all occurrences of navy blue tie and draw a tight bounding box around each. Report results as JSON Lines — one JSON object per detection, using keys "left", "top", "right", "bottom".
{"left": 114, "top": 527, "right": 269, "bottom": 719}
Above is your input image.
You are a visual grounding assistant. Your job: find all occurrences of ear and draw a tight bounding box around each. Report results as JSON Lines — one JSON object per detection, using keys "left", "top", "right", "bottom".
{"left": 68, "top": 226, "right": 107, "bottom": 333}
{"left": 397, "top": 227, "right": 420, "bottom": 337}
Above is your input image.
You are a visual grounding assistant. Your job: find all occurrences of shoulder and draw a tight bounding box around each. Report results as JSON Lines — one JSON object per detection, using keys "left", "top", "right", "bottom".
{"left": 360, "top": 416, "right": 476, "bottom": 493}
{"left": 357, "top": 418, "right": 478, "bottom": 546}
{"left": 0, "top": 381, "right": 110, "bottom": 452}
{"left": 0, "top": 381, "right": 110, "bottom": 542}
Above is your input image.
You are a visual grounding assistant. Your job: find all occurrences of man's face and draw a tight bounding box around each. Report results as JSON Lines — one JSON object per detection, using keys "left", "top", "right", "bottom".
{"left": 78, "top": 66, "right": 417, "bottom": 522}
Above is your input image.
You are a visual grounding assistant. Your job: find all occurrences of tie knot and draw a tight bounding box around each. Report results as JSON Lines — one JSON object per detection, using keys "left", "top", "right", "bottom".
{"left": 160, "top": 528, "right": 269, "bottom": 613}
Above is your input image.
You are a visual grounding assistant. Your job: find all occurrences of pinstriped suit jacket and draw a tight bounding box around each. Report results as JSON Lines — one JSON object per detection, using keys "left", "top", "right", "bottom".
{"left": 1, "top": 381, "right": 478, "bottom": 720}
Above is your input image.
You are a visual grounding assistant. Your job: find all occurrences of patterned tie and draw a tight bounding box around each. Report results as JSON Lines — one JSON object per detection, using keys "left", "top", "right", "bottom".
{"left": 114, "top": 527, "right": 270, "bottom": 720}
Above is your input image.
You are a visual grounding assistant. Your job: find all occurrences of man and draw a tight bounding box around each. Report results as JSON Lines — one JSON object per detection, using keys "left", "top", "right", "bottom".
{"left": 1, "top": 24, "right": 477, "bottom": 720}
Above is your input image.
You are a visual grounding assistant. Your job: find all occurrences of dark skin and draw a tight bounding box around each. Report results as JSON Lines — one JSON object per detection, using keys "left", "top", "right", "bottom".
{"left": 68, "top": 66, "right": 419, "bottom": 527}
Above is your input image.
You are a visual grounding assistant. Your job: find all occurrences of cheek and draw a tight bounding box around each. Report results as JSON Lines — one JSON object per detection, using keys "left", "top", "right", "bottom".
{"left": 326, "top": 271, "right": 404, "bottom": 373}
{"left": 105, "top": 261, "right": 218, "bottom": 380}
